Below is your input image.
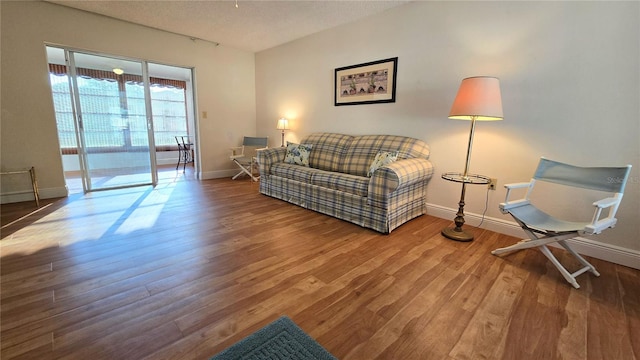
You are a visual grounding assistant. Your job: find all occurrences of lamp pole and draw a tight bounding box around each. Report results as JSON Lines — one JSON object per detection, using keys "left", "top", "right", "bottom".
{"left": 442, "top": 116, "right": 477, "bottom": 242}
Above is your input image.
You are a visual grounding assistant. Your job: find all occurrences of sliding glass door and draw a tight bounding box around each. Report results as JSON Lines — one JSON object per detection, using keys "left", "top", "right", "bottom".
{"left": 48, "top": 46, "right": 197, "bottom": 193}
{"left": 67, "top": 51, "right": 157, "bottom": 191}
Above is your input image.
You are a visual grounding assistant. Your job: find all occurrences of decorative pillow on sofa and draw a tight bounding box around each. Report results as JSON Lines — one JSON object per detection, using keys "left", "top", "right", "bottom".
{"left": 284, "top": 141, "right": 313, "bottom": 167}
{"left": 368, "top": 150, "right": 399, "bottom": 177}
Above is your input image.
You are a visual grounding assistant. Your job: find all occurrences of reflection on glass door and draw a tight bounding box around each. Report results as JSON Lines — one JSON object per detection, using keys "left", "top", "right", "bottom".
{"left": 69, "top": 51, "right": 156, "bottom": 191}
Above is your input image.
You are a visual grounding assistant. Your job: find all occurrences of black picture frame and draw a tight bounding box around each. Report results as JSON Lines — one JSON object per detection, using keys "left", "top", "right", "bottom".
{"left": 334, "top": 57, "right": 398, "bottom": 106}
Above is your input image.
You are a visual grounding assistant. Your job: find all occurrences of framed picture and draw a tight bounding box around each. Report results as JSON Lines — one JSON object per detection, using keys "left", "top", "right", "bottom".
{"left": 334, "top": 57, "right": 398, "bottom": 106}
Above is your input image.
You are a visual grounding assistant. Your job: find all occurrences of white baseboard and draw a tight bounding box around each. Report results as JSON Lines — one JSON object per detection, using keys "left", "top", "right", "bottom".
{"left": 1, "top": 186, "right": 68, "bottom": 204}
{"left": 426, "top": 203, "right": 640, "bottom": 270}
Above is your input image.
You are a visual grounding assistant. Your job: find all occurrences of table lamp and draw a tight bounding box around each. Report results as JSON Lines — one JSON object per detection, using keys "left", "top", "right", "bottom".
{"left": 276, "top": 118, "right": 289, "bottom": 147}
{"left": 442, "top": 76, "right": 503, "bottom": 241}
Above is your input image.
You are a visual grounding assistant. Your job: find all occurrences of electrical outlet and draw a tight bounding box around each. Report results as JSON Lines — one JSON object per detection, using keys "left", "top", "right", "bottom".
{"left": 488, "top": 178, "right": 498, "bottom": 190}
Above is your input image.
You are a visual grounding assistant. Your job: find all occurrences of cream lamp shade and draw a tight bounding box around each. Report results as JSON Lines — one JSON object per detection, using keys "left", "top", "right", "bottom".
{"left": 276, "top": 118, "right": 289, "bottom": 130}
{"left": 449, "top": 76, "right": 503, "bottom": 121}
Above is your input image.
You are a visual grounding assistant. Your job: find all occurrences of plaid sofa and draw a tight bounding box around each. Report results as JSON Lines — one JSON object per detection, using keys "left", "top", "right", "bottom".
{"left": 258, "top": 133, "right": 434, "bottom": 233}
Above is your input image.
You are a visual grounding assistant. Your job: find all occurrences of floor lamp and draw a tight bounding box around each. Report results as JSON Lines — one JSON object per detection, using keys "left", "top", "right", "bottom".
{"left": 276, "top": 118, "right": 289, "bottom": 147}
{"left": 441, "top": 76, "right": 503, "bottom": 241}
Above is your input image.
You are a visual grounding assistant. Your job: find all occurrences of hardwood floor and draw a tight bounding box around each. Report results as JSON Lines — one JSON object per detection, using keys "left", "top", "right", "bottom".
{"left": 1, "top": 173, "right": 638, "bottom": 359}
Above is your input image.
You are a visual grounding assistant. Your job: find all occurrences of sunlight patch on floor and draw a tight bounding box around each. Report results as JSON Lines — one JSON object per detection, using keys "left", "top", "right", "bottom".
{"left": 116, "top": 182, "right": 177, "bottom": 235}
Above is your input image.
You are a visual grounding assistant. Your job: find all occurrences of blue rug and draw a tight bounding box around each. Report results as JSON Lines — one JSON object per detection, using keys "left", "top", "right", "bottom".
{"left": 211, "top": 316, "right": 337, "bottom": 360}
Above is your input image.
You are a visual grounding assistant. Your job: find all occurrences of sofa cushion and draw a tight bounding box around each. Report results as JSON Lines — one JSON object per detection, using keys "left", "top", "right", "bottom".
{"left": 300, "top": 133, "right": 353, "bottom": 172}
{"left": 271, "top": 162, "right": 323, "bottom": 183}
{"left": 284, "top": 142, "right": 313, "bottom": 167}
{"left": 341, "top": 135, "right": 431, "bottom": 176}
{"left": 311, "top": 171, "right": 369, "bottom": 197}
{"left": 368, "top": 150, "right": 399, "bottom": 177}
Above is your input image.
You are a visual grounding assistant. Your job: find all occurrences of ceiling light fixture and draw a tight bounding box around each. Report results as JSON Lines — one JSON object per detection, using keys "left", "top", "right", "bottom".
{"left": 113, "top": 68, "right": 124, "bottom": 75}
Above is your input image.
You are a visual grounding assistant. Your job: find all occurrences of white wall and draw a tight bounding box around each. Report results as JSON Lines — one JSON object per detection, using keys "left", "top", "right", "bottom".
{"left": 255, "top": 2, "right": 640, "bottom": 257}
{"left": 0, "top": 1, "right": 256, "bottom": 199}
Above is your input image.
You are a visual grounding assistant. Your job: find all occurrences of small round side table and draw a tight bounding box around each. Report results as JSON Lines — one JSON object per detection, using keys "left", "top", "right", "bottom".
{"left": 441, "top": 172, "right": 491, "bottom": 242}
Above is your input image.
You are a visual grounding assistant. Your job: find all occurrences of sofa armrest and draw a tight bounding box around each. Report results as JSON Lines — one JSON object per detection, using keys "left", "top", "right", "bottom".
{"left": 257, "top": 147, "right": 287, "bottom": 176}
{"left": 368, "top": 158, "right": 434, "bottom": 208}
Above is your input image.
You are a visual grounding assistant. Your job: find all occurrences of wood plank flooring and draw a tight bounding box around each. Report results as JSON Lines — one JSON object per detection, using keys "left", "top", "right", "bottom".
{"left": 1, "top": 172, "right": 638, "bottom": 359}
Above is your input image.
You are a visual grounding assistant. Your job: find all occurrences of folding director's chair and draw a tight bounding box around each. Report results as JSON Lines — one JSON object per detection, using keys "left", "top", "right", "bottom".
{"left": 492, "top": 157, "right": 632, "bottom": 288}
{"left": 230, "top": 136, "right": 268, "bottom": 182}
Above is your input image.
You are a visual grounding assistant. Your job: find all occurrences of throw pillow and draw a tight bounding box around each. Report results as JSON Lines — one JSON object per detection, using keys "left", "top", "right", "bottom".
{"left": 284, "top": 142, "right": 313, "bottom": 167}
{"left": 368, "top": 150, "right": 399, "bottom": 177}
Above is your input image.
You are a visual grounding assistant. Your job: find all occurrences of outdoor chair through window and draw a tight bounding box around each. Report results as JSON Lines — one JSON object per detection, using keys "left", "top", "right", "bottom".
{"left": 175, "top": 136, "right": 193, "bottom": 172}
{"left": 230, "top": 136, "right": 268, "bottom": 182}
{"left": 492, "top": 157, "right": 632, "bottom": 288}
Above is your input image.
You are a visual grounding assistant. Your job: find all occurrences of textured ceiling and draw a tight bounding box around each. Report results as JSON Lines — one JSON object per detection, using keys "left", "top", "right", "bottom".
{"left": 47, "top": 0, "right": 411, "bottom": 53}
